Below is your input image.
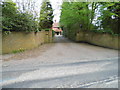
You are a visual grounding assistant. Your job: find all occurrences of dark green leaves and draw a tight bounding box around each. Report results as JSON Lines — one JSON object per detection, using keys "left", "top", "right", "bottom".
{"left": 39, "top": 1, "right": 54, "bottom": 29}
{"left": 60, "top": 2, "right": 120, "bottom": 37}
{"left": 2, "top": 1, "right": 39, "bottom": 33}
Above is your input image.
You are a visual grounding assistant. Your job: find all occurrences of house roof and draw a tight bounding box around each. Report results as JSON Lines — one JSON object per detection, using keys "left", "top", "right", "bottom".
{"left": 52, "top": 27, "right": 62, "bottom": 32}
{"left": 52, "top": 23, "right": 59, "bottom": 27}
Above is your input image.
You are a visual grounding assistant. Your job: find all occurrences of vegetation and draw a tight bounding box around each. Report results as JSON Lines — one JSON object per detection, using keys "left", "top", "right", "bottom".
{"left": 2, "top": 0, "right": 54, "bottom": 34}
{"left": 60, "top": 2, "right": 120, "bottom": 39}
{"left": 60, "top": 2, "right": 90, "bottom": 39}
{"left": 39, "top": 0, "right": 54, "bottom": 29}
{"left": 2, "top": 1, "right": 39, "bottom": 34}
{"left": 12, "top": 48, "right": 25, "bottom": 53}
{"left": 2, "top": 1, "right": 119, "bottom": 37}
{"left": 99, "top": 2, "right": 120, "bottom": 34}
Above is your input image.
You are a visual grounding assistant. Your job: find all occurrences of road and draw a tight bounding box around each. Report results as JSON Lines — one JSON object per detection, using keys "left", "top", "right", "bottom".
{"left": 1, "top": 35, "right": 118, "bottom": 88}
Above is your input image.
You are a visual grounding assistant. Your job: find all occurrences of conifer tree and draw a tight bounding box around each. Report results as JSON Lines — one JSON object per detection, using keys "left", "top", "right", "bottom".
{"left": 39, "top": 0, "right": 54, "bottom": 29}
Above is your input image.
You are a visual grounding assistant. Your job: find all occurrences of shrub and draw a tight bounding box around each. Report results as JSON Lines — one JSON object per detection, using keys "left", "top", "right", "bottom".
{"left": 12, "top": 48, "right": 25, "bottom": 54}
{"left": 2, "top": 2, "right": 39, "bottom": 34}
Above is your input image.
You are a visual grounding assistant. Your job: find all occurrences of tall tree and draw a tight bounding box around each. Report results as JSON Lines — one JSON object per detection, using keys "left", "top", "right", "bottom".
{"left": 39, "top": 0, "right": 54, "bottom": 29}
{"left": 99, "top": 2, "right": 120, "bottom": 34}
{"left": 60, "top": 2, "right": 90, "bottom": 39}
{"left": 2, "top": 1, "right": 39, "bottom": 33}
{"left": 60, "top": 1, "right": 120, "bottom": 39}
{"left": 2, "top": 2, "right": 18, "bottom": 31}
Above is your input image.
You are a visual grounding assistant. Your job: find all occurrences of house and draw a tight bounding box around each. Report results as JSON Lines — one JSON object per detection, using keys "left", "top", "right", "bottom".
{"left": 52, "top": 20, "right": 62, "bottom": 35}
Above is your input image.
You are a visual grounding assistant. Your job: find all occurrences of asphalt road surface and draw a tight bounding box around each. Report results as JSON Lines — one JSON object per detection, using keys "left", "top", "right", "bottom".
{"left": 1, "top": 35, "right": 118, "bottom": 88}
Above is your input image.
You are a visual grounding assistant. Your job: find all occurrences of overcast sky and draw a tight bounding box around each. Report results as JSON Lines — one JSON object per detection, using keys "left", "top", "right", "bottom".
{"left": 50, "top": 0, "right": 63, "bottom": 22}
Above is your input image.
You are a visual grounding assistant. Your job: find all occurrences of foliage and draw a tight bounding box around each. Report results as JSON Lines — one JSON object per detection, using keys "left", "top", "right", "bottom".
{"left": 2, "top": 2, "right": 18, "bottom": 31}
{"left": 52, "top": 30, "right": 55, "bottom": 37}
{"left": 39, "top": 0, "right": 54, "bottom": 29}
{"left": 98, "top": 2, "right": 120, "bottom": 34}
{"left": 60, "top": 2, "right": 90, "bottom": 38}
{"left": 42, "top": 28, "right": 53, "bottom": 31}
{"left": 12, "top": 48, "right": 25, "bottom": 54}
{"left": 60, "top": 2, "right": 120, "bottom": 38}
{"left": 12, "top": 12, "right": 39, "bottom": 32}
{"left": 2, "top": 1, "right": 39, "bottom": 33}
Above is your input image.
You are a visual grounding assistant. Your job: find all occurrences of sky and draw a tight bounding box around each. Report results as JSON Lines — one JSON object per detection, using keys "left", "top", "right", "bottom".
{"left": 50, "top": 0, "right": 63, "bottom": 22}
{"left": 12, "top": 0, "right": 63, "bottom": 23}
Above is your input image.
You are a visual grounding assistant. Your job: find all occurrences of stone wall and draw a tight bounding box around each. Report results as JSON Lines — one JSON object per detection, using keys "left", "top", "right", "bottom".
{"left": 2, "top": 30, "right": 53, "bottom": 54}
{"left": 76, "top": 31, "right": 119, "bottom": 49}
{"left": 0, "top": 32, "right": 2, "bottom": 54}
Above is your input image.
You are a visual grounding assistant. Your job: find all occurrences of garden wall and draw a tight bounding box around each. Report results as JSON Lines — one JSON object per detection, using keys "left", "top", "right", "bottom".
{"left": 0, "top": 32, "right": 2, "bottom": 54}
{"left": 76, "top": 31, "right": 119, "bottom": 49}
{"left": 2, "top": 30, "right": 53, "bottom": 54}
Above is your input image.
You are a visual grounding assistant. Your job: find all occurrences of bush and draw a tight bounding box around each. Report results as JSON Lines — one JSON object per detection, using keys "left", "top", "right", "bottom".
{"left": 12, "top": 48, "right": 25, "bottom": 54}
{"left": 2, "top": 2, "right": 39, "bottom": 34}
